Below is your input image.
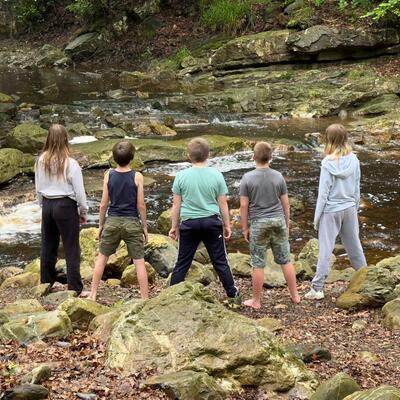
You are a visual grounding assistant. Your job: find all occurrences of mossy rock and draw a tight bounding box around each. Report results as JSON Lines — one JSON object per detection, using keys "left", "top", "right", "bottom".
{"left": 21, "top": 364, "right": 52, "bottom": 384}
{"left": 382, "top": 298, "right": 400, "bottom": 330}
{"left": 342, "top": 385, "right": 400, "bottom": 400}
{"left": 67, "top": 122, "right": 92, "bottom": 137}
{"left": 156, "top": 208, "right": 172, "bottom": 235}
{"left": 43, "top": 290, "right": 77, "bottom": 307}
{"left": 106, "top": 282, "right": 316, "bottom": 391}
{"left": 0, "top": 92, "right": 15, "bottom": 103}
{"left": 80, "top": 228, "right": 99, "bottom": 267}
{"left": 0, "top": 272, "right": 40, "bottom": 290}
{"left": 145, "top": 234, "right": 178, "bottom": 278}
{"left": 0, "top": 310, "right": 72, "bottom": 343}
{"left": 58, "top": 298, "right": 110, "bottom": 329}
{"left": 326, "top": 268, "right": 355, "bottom": 283}
{"left": 0, "top": 299, "right": 44, "bottom": 316}
{"left": 186, "top": 262, "right": 216, "bottom": 286}
{"left": 94, "top": 128, "right": 126, "bottom": 140}
{"left": 121, "top": 262, "right": 156, "bottom": 287}
{"left": 24, "top": 258, "right": 40, "bottom": 274}
{"left": 0, "top": 148, "right": 35, "bottom": 184}
{"left": 119, "top": 71, "right": 154, "bottom": 90}
{"left": 104, "top": 243, "right": 131, "bottom": 279}
{"left": 6, "top": 123, "right": 47, "bottom": 153}
{"left": 311, "top": 372, "right": 360, "bottom": 400}
{"left": 0, "top": 266, "right": 23, "bottom": 285}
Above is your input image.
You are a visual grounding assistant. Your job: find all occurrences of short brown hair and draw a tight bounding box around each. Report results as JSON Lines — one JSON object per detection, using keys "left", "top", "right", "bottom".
{"left": 188, "top": 138, "right": 209, "bottom": 162}
{"left": 253, "top": 141, "right": 272, "bottom": 163}
{"left": 112, "top": 141, "right": 135, "bottom": 166}
{"left": 325, "top": 124, "right": 351, "bottom": 157}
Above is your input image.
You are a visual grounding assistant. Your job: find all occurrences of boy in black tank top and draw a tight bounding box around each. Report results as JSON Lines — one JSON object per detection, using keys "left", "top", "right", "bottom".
{"left": 82, "top": 141, "right": 149, "bottom": 301}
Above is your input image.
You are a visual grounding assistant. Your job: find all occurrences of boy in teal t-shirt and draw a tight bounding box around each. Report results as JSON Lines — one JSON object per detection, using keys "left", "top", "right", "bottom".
{"left": 169, "top": 138, "right": 240, "bottom": 306}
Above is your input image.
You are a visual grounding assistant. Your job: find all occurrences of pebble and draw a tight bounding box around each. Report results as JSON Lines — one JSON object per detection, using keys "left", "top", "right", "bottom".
{"left": 56, "top": 341, "right": 70, "bottom": 348}
{"left": 76, "top": 393, "right": 97, "bottom": 400}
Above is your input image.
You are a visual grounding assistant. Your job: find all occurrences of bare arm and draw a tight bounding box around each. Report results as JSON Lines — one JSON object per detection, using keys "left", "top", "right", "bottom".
{"left": 135, "top": 172, "right": 148, "bottom": 244}
{"left": 168, "top": 194, "right": 182, "bottom": 240}
{"left": 240, "top": 196, "right": 250, "bottom": 243}
{"left": 98, "top": 171, "right": 110, "bottom": 239}
{"left": 280, "top": 193, "right": 290, "bottom": 235}
{"left": 218, "top": 195, "right": 231, "bottom": 239}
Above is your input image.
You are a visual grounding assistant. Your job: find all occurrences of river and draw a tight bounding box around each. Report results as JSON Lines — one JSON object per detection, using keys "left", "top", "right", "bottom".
{"left": 0, "top": 66, "right": 399, "bottom": 268}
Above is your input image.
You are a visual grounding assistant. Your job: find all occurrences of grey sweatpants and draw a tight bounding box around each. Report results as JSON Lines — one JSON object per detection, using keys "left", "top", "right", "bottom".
{"left": 312, "top": 206, "right": 367, "bottom": 291}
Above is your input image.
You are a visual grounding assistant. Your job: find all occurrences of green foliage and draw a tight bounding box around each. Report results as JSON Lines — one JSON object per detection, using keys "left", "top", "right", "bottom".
{"left": 363, "top": 0, "right": 400, "bottom": 19}
{"left": 174, "top": 47, "right": 191, "bottom": 68}
{"left": 2, "top": 0, "right": 55, "bottom": 25}
{"left": 66, "top": 0, "right": 108, "bottom": 20}
{"left": 200, "top": 0, "right": 272, "bottom": 33}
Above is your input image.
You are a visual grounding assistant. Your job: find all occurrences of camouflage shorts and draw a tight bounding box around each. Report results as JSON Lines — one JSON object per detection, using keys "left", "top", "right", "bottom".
{"left": 249, "top": 217, "right": 290, "bottom": 268}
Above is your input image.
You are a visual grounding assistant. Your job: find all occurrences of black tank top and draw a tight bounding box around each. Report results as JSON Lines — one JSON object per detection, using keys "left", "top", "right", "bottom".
{"left": 107, "top": 170, "right": 139, "bottom": 217}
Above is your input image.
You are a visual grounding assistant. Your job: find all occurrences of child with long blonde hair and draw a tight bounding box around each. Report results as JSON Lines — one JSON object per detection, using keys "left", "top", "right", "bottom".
{"left": 305, "top": 124, "right": 367, "bottom": 300}
{"left": 35, "top": 124, "right": 88, "bottom": 295}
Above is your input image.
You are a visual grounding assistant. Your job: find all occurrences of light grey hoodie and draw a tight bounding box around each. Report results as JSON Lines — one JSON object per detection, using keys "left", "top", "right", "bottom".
{"left": 314, "top": 152, "right": 360, "bottom": 228}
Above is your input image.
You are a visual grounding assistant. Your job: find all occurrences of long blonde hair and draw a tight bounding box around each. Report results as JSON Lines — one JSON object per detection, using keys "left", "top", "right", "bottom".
{"left": 324, "top": 124, "right": 352, "bottom": 158}
{"left": 41, "top": 124, "right": 70, "bottom": 178}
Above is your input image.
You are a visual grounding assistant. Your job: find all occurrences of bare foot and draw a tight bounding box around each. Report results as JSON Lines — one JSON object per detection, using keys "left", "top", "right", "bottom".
{"left": 243, "top": 299, "right": 261, "bottom": 309}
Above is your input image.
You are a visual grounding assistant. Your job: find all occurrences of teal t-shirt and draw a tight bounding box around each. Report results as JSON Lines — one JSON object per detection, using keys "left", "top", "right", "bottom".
{"left": 172, "top": 167, "right": 228, "bottom": 220}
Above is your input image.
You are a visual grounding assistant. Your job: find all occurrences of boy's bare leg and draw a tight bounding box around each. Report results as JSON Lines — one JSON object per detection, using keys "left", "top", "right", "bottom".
{"left": 281, "top": 262, "right": 301, "bottom": 303}
{"left": 81, "top": 253, "right": 108, "bottom": 301}
{"left": 134, "top": 258, "right": 149, "bottom": 299}
{"left": 243, "top": 268, "right": 264, "bottom": 309}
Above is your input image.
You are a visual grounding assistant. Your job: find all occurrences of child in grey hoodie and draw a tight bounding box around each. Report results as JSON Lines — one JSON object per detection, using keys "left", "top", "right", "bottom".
{"left": 305, "top": 124, "right": 367, "bottom": 300}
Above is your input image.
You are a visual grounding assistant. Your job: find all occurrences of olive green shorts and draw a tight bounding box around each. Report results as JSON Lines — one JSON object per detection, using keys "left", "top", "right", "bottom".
{"left": 249, "top": 217, "right": 290, "bottom": 268}
{"left": 99, "top": 216, "right": 144, "bottom": 259}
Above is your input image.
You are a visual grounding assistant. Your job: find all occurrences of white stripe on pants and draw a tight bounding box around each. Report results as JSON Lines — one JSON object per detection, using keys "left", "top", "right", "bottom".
{"left": 312, "top": 206, "right": 367, "bottom": 291}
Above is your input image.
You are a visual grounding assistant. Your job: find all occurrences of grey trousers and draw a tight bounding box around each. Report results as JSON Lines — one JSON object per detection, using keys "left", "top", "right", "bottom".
{"left": 312, "top": 206, "right": 367, "bottom": 291}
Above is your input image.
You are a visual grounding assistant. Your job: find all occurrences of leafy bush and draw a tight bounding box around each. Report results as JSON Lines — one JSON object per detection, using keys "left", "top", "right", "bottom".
{"left": 66, "top": 0, "right": 108, "bottom": 20}
{"left": 174, "top": 47, "right": 191, "bottom": 68}
{"left": 200, "top": 0, "right": 272, "bottom": 33}
{"left": 2, "top": 0, "right": 55, "bottom": 26}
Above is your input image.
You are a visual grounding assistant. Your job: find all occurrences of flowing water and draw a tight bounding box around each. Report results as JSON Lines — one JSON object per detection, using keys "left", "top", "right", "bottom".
{"left": 0, "top": 66, "right": 399, "bottom": 268}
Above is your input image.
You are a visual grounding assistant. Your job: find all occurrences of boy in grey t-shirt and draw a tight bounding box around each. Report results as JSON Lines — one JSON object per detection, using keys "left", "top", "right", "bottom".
{"left": 240, "top": 142, "right": 300, "bottom": 308}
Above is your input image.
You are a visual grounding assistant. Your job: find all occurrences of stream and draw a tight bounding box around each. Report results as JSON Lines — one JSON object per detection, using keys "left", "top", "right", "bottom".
{"left": 0, "top": 66, "right": 399, "bottom": 268}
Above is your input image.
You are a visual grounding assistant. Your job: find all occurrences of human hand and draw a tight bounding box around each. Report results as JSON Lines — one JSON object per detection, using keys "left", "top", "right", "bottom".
{"left": 242, "top": 228, "right": 249, "bottom": 243}
{"left": 223, "top": 225, "right": 231, "bottom": 240}
{"left": 169, "top": 227, "right": 179, "bottom": 241}
{"left": 313, "top": 222, "right": 318, "bottom": 231}
{"left": 80, "top": 215, "right": 87, "bottom": 225}
{"left": 97, "top": 226, "right": 103, "bottom": 240}
{"left": 143, "top": 228, "right": 149, "bottom": 245}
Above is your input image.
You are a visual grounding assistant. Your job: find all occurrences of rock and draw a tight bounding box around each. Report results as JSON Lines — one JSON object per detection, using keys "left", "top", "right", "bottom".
{"left": 310, "top": 372, "right": 360, "bottom": 400}
{"left": 43, "top": 290, "right": 77, "bottom": 307}
{"left": 106, "top": 89, "right": 126, "bottom": 100}
{"left": 106, "top": 279, "right": 121, "bottom": 287}
{"left": 119, "top": 71, "right": 153, "bottom": 90}
{"left": 298, "top": 239, "right": 320, "bottom": 270}
{"left": 104, "top": 244, "right": 131, "bottom": 279}
{"left": 80, "top": 228, "right": 99, "bottom": 267}
{"left": 382, "top": 298, "right": 400, "bottom": 330}
{"left": 352, "top": 320, "right": 368, "bottom": 331}
{"left": 58, "top": 298, "right": 110, "bottom": 329}
{"left": 20, "top": 364, "right": 52, "bottom": 384}
{"left": 162, "top": 116, "right": 175, "bottom": 129}
{"left": 287, "top": 26, "right": 400, "bottom": 61}
{"left": 290, "top": 197, "right": 306, "bottom": 215}
{"left": 186, "top": 262, "right": 216, "bottom": 286}
{"left": 0, "top": 92, "right": 16, "bottom": 120}
{"left": 94, "top": 128, "right": 126, "bottom": 140}
{"left": 336, "top": 258, "right": 400, "bottom": 309}
{"left": 0, "top": 266, "right": 23, "bottom": 285}
{"left": 0, "top": 299, "right": 44, "bottom": 315}
{"left": 36, "top": 44, "right": 67, "bottom": 67}
{"left": 156, "top": 208, "right": 171, "bottom": 235}
{"left": 2, "top": 384, "right": 49, "bottom": 399}
{"left": 211, "top": 30, "right": 293, "bottom": 69}
{"left": 106, "top": 282, "right": 315, "bottom": 391}
{"left": 255, "top": 317, "right": 284, "bottom": 332}
{"left": 145, "top": 370, "right": 226, "bottom": 400}
{"left": 149, "top": 121, "right": 177, "bottom": 136}
{"left": 121, "top": 262, "right": 156, "bottom": 287}
{"left": 67, "top": 122, "right": 92, "bottom": 137}
{"left": 24, "top": 259, "right": 40, "bottom": 274}
{"left": 1, "top": 272, "right": 39, "bottom": 290}
{"left": 144, "top": 234, "right": 178, "bottom": 277}
{"left": 31, "top": 283, "right": 51, "bottom": 297}
{"left": 326, "top": 268, "right": 355, "bottom": 283}
{"left": 6, "top": 123, "right": 48, "bottom": 154}
{"left": 76, "top": 393, "right": 97, "bottom": 400}
{"left": 0, "top": 310, "right": 72, "bottom": 343}
{"left": 65, "top": 32, "right": 102, "bottom": 60}
{"left": 40, "top": 83, "right": 59, "bottom": 100}
{"left": 194, "top": 246, "right": 211, "bottom": 265}
{"left": 342, "top": 385, "right": 400, "bottom": 399}
{"left": 356, "top": 351, "right": 378, "bottom": 363}
{"left": 289, "top": 344, "right": 332, "bottom": 363}
{"left": 0, "top": 148, "right": 35, "bottom": 184}
{"left": 353, "top": 94, "right": 400, "bottom": 117}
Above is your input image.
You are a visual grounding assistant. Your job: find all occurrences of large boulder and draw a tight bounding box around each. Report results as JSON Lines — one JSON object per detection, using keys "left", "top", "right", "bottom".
{"left": 0, "top": 92, "right": 17, "bottom": 118}
{"left": 80, "top": 228, "right": 99, "bottom": 267}
{"left": 6, "top": 123, "right": 47, "bottom": 153}
{"left": 0, "top": 310, "right": 72, "bottom": 343}
{"left": 0, "top": 272, "right": 39, "bottom": 290}
{"left": 104, "top": 244, "right": 131, "bottom": 279}
{"left": 0, "top": 299, "right": 44, "bottom": 316}
{"left": 156, "top": 208, "right": 171, "bottom": 235}
{"left": 336, "top": 257, "right": 400, "bottom": 309}
{"left": 0, "top": 266, "right": 23, "bottom": 285}
{"left": 0, "top": 148, "right": 35, "bottom": 184}
{"left": 211, "top": 30, "right": 293, "bottom": 69}
{"left": 2, "top": 384, "right": 49, "bottom": 400}
{"left": 121, "top": 262, "right": 156, "bottom": 287}
{"left": 145, "top": 234, "right": 178, "bottom": 277}
{"left": 106, "top": 283, "right": 316, "bottom": 393}
{"left": 310, "top": 372, "right": 360, "bottom": 400}
{"left": 65, "top": 32, "right": 103, "bottom": 60}
{"left": 382, "top": 298, "right": 400, "bottom": 330}
{"left": 58, "top": 298, "right": 110, "bottom": 329}
{"left": 145, "top": 370, "right": 226, "bottom": 400}
{"left": 342, "top": 385, "right": 400, "bottom": 400}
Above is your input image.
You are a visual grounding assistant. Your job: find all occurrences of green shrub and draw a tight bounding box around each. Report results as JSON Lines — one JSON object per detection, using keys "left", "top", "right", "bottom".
{"left": 66, "top": 0, "right": 108, "bottom": 20}
{"left": 174, "top": 47, "right": 191, "bottom": 68}
{"left": 200, "top": 0, "right": 272, "bottom": 33}
{"left": 3, "top": 0, "right": 56, "bottom": 26}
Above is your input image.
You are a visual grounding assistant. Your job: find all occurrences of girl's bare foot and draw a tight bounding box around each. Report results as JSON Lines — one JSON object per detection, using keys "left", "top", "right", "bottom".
{"left": 243, "top": 299, "right": 262, "bottom": 309}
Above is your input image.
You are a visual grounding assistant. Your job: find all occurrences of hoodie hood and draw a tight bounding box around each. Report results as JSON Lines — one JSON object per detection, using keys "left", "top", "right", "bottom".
{"left": 321, "top": 152, "right": 358, "bottom": 179}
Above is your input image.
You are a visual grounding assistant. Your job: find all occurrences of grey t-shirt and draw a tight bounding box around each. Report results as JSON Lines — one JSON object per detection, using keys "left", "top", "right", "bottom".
{"left": 239, "top": 168, "right": 287, "bottom": 221}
